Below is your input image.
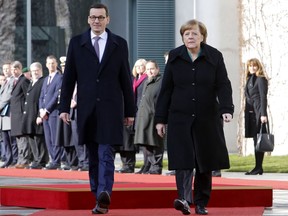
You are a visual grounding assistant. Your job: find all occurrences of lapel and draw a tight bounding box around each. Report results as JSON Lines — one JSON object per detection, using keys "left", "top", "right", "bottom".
{"left": 80, "top": 29, "right": 98, "bottom": 59}
{"left": 80, "top": 28, "right": 118, "bottom": 77}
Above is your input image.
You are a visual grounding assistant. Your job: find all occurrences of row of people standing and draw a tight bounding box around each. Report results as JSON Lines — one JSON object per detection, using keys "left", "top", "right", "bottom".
{"left": 0, "top": 56, "right": 88, "bottom": 171}
{"left": 115, "top": 59, "right": 164, "bottom": 175}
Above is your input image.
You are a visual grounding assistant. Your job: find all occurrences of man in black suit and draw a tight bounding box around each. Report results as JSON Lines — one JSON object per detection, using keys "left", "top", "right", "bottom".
{"left": 59, "top": 3, "right": 135, "bottom": 214}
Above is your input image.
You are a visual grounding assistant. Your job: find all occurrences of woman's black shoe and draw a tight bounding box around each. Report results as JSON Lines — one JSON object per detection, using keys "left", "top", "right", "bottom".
{"left": 195, "top": 205, "right": 208, "bottom": 215}
{"left": 245, "top": 168, "right": 263, "bottom": 175}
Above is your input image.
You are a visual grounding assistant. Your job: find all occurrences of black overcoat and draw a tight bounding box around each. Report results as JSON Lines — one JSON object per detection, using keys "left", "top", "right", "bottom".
{"left": 244, "top": 75, "right": 268, "bottom": 137}
{"left": 155, "top": 43, "right": 234, "bottom": 172}
{"left": 22, "top": 77, "right": 45, "bottom": 135}
{"left": 10, "top": 74, "right": 30, "bottom": 137}
{"left": 59, "top": 28, "right": 135, "bottom": 145}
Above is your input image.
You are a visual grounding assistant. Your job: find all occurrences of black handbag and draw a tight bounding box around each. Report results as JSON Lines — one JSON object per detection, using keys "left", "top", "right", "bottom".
{"left": 256, "top": 123, "right": 274, "bottom": 152}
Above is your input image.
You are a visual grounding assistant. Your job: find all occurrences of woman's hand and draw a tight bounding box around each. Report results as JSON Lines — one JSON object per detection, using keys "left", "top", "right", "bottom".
{"left": 260, "top": 116, "right": 267, "bottom": 123}
{"left": 222, "top": 113, "right": 232, "bottom": 123}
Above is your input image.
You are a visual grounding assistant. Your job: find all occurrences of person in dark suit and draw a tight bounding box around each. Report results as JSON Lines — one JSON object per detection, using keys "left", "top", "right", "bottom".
{"left": 39, "top": 55, "right": 63, "bottom": 170}
{"left": 59, "top": 3, "right": 135, "bottom": 214}
{"left": 244, "top": 58, "right": 268, "bottom": 175}
{"left": 22, "top": 62, "right": 49, "bottom": 169}
{"left": 10, "top": 61, "right": 31, "bottom": 169}
{"left": 0, "top": 62, "right": 18, "bottom": 168}
{"left": 155, "top": 19, "right": 234, "bottom": 215}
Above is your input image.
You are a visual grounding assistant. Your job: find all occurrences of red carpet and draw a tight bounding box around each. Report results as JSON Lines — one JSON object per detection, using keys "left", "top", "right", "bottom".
{"left": 0, "top": 169, "right": 277, "bottom": 212}
{"left": 0, "top": 168, "right": 287, "bottom": 189}
{"left": 31, "top": 207, "right": 265, "bottom": 216}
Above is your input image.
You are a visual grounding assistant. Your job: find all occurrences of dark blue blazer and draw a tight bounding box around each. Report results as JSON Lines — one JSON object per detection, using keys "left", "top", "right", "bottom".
{"left": 39, "top": 72, "right": 63, "bottom": 117}
{"left": 59, "top": 28, "right": 135, "bottom": 145}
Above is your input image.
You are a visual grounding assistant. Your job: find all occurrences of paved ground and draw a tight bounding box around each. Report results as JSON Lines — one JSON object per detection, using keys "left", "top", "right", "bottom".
{"left": 0, "top": 154, "right": 287, "bottom": 216}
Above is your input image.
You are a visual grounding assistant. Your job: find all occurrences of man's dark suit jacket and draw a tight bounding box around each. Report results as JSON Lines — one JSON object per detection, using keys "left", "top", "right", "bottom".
{"left": 39, "top": 72, "right": 63, "bottom": 117}
{"left": 59, "top": 28, "right": 135, "bottom": 146}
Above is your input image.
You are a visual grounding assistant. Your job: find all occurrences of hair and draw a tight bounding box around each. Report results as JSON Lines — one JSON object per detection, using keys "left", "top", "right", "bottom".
{"left": 180, "top": 19, "right": 207, "bottom": 43}
{"left": 11, "top": 61, "right": 23, "bottom": 70}
{"left": 245, "top": 58, "right": 267, "bottom": 80}
{"left": 90, "top": 3, "right": 109, "bottom": 16}
{"left": 30, "top": 62, "right": 43, "bottom": 71}
{"left": 132, "top": 58, "right": 147, "bottom": 78}
{"left": 46, "top": 55, "right": 58, "bottom": 62}
{"left": 146, "top": 60, "right": 159, "bottom": 70}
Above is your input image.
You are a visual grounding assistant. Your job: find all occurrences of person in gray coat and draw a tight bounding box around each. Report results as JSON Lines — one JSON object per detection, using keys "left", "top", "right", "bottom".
{"left": 155, "top": 19, "right": 234, "bottom": 215}
{"left": 134, "top": 60, "right": 164, "bottom": 174}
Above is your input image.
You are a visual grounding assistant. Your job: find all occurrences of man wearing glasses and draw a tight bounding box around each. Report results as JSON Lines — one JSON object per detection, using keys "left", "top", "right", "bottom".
{"left": 59, "top": 3, "right": 135, "bottom": 215}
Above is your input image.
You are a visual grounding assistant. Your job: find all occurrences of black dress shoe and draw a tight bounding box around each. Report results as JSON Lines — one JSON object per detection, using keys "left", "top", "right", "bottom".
{"left": 29, "top": 164, "right": 44, "bottom": 169}
{"left": 245, "top": 168, "right": 263, "bottom": 175}
{"left": 174, "top": 199, "right": 191, "bottom": 215}
{"left": 212, "top": 170, "right": 222, "bottom": 177}
{"left": 78, "top": 166, "right": 89, "bottom": 171}
{"left": 147, "top": 170, "right": 162, "bottom": 175}
{"left": 92, "top": 191, "right": 110, "bottom": 214}
{"left": 195, "top": 205, "right": 208, "bottom": 215}
{"left": 165, "top": 170, "right": 176, "bottom": 176}
{"left": 115, "top": 168, "right": 134, "bottom": 173}
{"left": 43, "top": 164, "right": 60, "bottom": 170}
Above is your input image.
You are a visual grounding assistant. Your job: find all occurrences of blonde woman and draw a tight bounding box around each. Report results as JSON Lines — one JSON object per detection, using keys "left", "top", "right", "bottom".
{"left": 244, "top": 58, "right": 268, "bottom": 175}
{"left": 115, "top": 59, "right": 147, "bottom": 173}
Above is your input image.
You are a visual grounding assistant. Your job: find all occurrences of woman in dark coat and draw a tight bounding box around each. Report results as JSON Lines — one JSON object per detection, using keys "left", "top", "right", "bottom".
{"left": 155, "top": 19, "right": 234, "bottom": 215}
{"left": 244, "top": 58, "right": 268, "bottom": 175}
{"left": 134, "top": 60, "right": 164, "bottom": 174}
{"left": 115, "top": 59, "right": 147, "bottom": 173}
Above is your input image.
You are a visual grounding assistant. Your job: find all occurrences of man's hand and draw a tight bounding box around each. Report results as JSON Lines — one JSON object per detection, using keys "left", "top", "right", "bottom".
{"left": 60, "top": 112, "right": 71, "bottom": 125}
{"left": 124, "top": 117, "right": 134, "bottom": 126}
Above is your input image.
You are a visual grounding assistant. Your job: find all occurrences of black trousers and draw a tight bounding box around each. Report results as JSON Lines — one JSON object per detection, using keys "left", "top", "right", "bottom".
{"left": 175, "top": 169, "right": 212, "bottom": 206}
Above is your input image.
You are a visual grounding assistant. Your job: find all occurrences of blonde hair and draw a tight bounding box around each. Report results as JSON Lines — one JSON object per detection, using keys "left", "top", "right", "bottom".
{"left": 245, "top": 58, "right": 267, "bottom": 80}
{"left": 132, "top": 59, "right": 147, "bottom": 78}
{"left": 180, "top": 19, "right": 207, "bottom": 43}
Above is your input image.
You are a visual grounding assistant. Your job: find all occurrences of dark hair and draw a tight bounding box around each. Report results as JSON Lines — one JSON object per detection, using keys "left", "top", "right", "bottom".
{"left": 90, "top": 3, "right": 109, "bottom": 17}
{"left": 146, "top": 60, "right": 159, "bottom": 70}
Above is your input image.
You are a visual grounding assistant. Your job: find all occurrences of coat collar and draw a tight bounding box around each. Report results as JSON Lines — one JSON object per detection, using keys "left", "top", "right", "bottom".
{"left": 170, "top": 43, "right": 219, "bottom": 67}
{"left": 80, "top": 28, "right": 119, "bottom": 76}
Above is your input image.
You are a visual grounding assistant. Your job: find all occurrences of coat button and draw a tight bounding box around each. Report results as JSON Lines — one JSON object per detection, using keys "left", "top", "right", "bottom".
{"left": 96, "top": 98, "right": 100, "bottom": 101}
{"left": 23, "top": 111, "right": 26, "bottom": 114}
{"left": 96, "top": 79, "right": 99, "bottom": 82}
{"left": 192, "top": 83, "right": 195, "bottom": 86}
{"left": 192, "top": 98, "right": 196, "bottom": 101}
{"left": 192, "top": 114, "right": 195, "bottom": 117}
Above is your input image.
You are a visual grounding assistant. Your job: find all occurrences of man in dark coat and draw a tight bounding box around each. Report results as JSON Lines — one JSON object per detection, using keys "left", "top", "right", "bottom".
{"left": 10, "top": 61, "right": 30, "bottom": 168}
{"left": 155, "top": 20, "right": 234, "bottom": 215}
{"left": 59, "top": 3, "right": 135, "bottom": 214}
{"left": 22, "top": 62, "right": 49, "bottom": 169}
